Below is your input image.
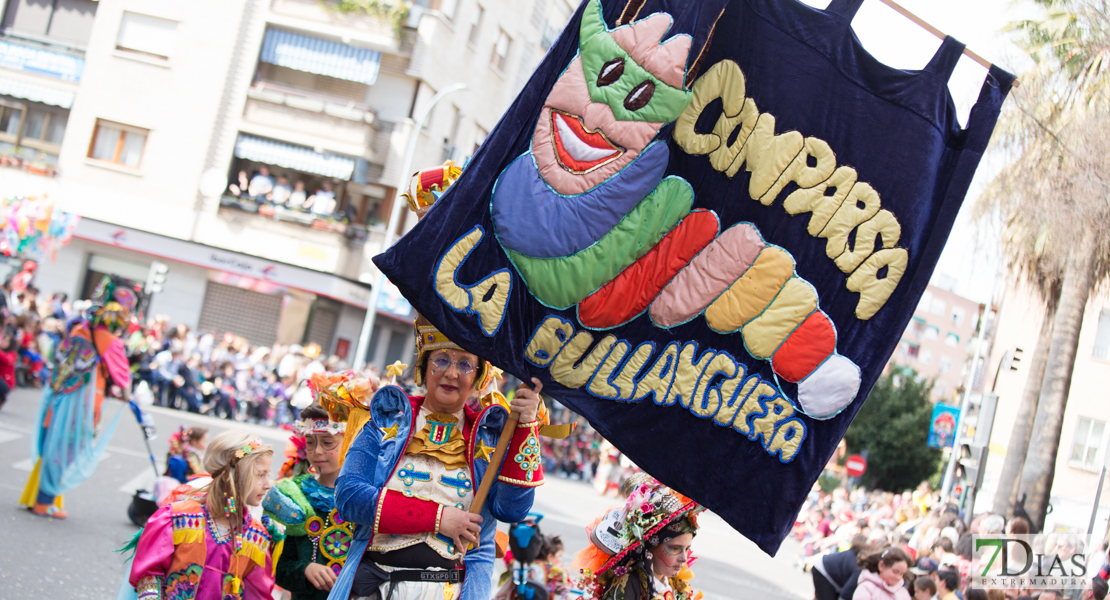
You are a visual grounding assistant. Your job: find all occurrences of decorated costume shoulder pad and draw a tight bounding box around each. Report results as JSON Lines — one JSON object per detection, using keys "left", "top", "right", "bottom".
{"left": 369, "top": 385, "right": 415, "bottom": 443}
{"left": 262, "top": 477, "right": 315, "bottom": 537}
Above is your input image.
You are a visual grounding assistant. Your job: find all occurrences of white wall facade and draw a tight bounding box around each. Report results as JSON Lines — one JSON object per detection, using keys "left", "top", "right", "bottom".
{"left": 33, "top": 237, "right": 210, "bottom": 329}
{"left": 5, "top": 0, "right": 570, "bottom": 358}
{"left": 978, "top": 277, "right": 1110, "bottom": 534}
{"left": 54, "top": 0, "right": 252, "bottom": 237}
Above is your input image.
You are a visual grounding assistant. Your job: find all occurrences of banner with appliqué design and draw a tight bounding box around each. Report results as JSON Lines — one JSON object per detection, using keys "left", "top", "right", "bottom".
{"left": 375, "top": 0, "right": 1012, "bottom": 553}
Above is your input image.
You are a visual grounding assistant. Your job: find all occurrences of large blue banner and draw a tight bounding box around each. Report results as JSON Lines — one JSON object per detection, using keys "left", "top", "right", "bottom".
{"left": 375, "top": 0, "right": 1012, "bottom": 553}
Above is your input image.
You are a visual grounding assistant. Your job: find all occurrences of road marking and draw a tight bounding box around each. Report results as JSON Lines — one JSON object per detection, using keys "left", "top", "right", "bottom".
{"left": 107, "top": 444, "right": 157, "bottom": 459}
{"left": 144, "top": 405, "right": 291, "bottom": 441}
{"left": 0, "top": 430, "right": 22, "bottom": 445}
{"left": 118, "top": 468, "right": 160, "bottom": 495}
{"left": 13, "top": 453, "right": 113, "bottom": 472}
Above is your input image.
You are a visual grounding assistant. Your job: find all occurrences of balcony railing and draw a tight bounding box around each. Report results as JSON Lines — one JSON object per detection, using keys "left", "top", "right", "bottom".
{"left": 219, "top": 196, "right": 369, "bottom": 243}
{"left": 268, "top": 0, "right": 409, "bottom": 51}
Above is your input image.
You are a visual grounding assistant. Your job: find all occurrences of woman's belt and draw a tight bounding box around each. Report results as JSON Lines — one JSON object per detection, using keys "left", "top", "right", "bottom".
{"left": 366, "top": 545, "right": 460, "bottom": 570}
{"left": 353, "top": 544, "right": 464, "bottom": 598}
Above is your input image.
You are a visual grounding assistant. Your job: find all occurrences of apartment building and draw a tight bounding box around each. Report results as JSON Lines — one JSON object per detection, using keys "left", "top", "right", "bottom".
{"left": 977, "top": 279, "right": 1110, "bottom": 533}
{"left": 0, "top": 0, "right": 571, "bottom": 367}
{"left": 890, "top": 283, "right": 981, "bottom": 403}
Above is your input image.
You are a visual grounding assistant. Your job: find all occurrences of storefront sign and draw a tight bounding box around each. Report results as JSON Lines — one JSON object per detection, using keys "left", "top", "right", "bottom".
{"left": 74, "top": 218, "right": 371, "bottom": 308}
{"left": 0, "top": 40, "right": 84, "bottom": 82}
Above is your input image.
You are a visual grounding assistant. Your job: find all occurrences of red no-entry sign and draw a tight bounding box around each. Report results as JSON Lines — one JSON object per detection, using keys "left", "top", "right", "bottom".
{"left": 846, "top": 454, "right": 867, "bottom": 478}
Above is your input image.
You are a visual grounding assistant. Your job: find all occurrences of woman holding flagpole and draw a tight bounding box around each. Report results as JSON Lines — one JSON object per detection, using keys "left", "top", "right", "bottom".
{"left": 331, "top": 320, "right": 544, "bottom": 600}
{"left": 327, "top": 163, "right": 545, "bottom": 600}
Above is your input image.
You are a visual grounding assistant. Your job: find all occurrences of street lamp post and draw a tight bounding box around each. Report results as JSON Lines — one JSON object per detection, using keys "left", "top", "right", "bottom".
{"left": 352, "top": 82, "right": 467, "bottom": 372}
{"left": 942, "top": 303, "right": 992, "bottom": 499}
{"left": 1089, "top": 463, "right": 1106, "bottom": 535}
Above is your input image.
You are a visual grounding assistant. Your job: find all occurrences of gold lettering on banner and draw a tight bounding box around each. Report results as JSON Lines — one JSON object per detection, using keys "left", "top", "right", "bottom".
{"left": 588, "top": 341, "right": 630, "bottom": 400}
{"left": 674, "top": 59, "right": 908, "bottom": 320}
{"left": 522, "top": 320, "right": 809, "bottom": 463}
{"left": 434, "top": 226, "right": 513, "bottom": 334}
{"left": 689, "top": 353, "right": 740, "bottom": 418}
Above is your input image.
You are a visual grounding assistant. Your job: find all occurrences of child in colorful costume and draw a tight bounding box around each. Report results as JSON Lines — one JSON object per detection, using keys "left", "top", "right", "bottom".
{"left": 496, "top": 534, "right": 570, "bottom": 600}
{"left": 166, "top": 427, "right": 209, "bottom": 484}
{"left": 539, "top": 536, "right": 571, "bottom": 600}
{"left": 264, "top": 373, "right": 366, "bottom": 600}
{"left": 574, "top": 476, "right": 704, "bottom": 600}
{"left": 20, "top": 275, "right": 135, "bottom": 518}
{"left": 125, "top": 430, "right": 282, "bottom": 600}
{"left": 327, "top": 315, "right": 545, "bottom": 600}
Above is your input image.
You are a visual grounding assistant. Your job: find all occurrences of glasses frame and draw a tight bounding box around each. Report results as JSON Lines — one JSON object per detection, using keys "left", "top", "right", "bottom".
{"left": 428, "top": 353, "right": 478, "bottom": 376}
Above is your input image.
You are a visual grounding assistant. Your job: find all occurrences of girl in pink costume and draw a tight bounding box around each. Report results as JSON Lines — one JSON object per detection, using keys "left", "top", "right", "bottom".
{"left": 124, "top": 430, "right": 284, "bottom": 600}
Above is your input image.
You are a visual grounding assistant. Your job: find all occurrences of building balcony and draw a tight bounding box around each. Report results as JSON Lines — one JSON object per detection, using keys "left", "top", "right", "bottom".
{"left": 0, "top": 149, "right": 58, "bottom": 177}
{"left": 243, "top": 85, "right": 378, "bottom": 158}
{"left": 218, "top": 196, "right": 360, "bottom": 235}
{"left": 267, "top": 0, "right": 413, "bottom": 55}
{"left": 212, "top": 201, "right": 390, "bottom": 279}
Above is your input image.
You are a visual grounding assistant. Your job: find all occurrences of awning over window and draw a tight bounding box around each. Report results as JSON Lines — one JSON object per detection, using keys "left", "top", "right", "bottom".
{"left": 260, "top": 28, "right": 381, "bottom": 85}
{"left": 0, "top": 76, "right": 75, "bottom": 108}
{"left": 234, "top": 134, "right": 355, "bottom": 180}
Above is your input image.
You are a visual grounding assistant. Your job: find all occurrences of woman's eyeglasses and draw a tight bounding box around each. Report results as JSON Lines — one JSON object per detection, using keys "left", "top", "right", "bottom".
{"left": 429, "top": 355, "right": 477, "bottom": 376}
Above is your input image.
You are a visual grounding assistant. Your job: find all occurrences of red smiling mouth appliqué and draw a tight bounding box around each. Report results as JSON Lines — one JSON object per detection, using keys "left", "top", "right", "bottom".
{"left": 550, "top": 110, "right": 624, "bottom": 173}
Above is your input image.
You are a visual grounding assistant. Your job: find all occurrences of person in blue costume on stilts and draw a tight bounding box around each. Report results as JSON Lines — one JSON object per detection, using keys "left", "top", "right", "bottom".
{"left": 19, "top": 275, "right": 135, "bottom": 519}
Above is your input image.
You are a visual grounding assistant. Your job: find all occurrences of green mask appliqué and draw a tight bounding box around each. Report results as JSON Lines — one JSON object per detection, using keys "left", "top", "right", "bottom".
{"left": 578, "top": 0, "right": 692, "bottom": 123}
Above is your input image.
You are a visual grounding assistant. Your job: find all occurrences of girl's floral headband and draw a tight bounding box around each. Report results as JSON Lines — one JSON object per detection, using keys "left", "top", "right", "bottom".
{"left": 234, "top": 438, "right": 264, "bottom": 459}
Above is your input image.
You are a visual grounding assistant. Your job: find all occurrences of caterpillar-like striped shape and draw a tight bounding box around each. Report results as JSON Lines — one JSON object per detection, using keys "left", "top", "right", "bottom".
{"left": 574, "top": 215, "right": 860, "bottom": 420}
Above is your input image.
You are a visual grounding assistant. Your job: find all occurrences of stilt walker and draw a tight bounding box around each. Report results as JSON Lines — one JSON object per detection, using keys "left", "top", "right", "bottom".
{"left": 20, "top": 275, "right": 135, "bottom": 518}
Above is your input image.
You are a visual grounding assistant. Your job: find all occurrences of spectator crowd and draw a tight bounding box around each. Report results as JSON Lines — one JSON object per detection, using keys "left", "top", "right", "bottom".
{"left": 227, "top": 165, "right": 357, "bottom": 223}
{"left": 0, "top": 269, "right": 361, "bottom": 427}
{"left": 796, "top": 479, "right": 1107, "bottom": 600}
{"left": 0, "top": 265, "right": 71, "bottom": 408}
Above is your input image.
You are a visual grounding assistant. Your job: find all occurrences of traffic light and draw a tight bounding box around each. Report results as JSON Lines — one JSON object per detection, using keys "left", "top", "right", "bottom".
{"left": 958, "top": 441, "right": 988, "bottom": 491}
{"left": 145, "top": 261, "right": 169, "bottom": 295}
{"left": 1009, "top": 347, "right": 1023, "bottom": 371}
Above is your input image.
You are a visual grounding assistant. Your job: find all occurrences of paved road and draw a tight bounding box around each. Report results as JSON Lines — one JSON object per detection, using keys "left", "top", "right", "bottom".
{"left": 0, "top": 388, "right": 812, "bottom": 599}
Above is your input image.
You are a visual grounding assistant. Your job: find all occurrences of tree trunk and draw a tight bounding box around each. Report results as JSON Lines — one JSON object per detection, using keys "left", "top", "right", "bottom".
{"left": 992, "top": 301, "right": 1055, "bottom": 517}
{"left": 1017, "top": 240, "right": 1096, "bottom": 530}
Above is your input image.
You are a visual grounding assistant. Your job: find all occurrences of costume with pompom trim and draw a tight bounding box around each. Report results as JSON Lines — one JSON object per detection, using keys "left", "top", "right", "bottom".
{"left": 330, "top": 383, "right": 543, "bottom": 600}
{"left": 263, "top": 475, "right": 352, "bottom": 600}
{"left": 326, "top": 162, "right": 543, "bottom": 600}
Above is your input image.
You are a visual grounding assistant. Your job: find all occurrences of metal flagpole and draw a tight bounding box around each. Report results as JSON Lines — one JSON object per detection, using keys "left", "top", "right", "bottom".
{"left": 352, "top": 83, "right": 467, "bottom": 371}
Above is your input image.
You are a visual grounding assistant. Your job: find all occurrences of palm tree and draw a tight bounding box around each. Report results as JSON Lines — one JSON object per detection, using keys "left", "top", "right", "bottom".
{"left": 976, "top": 0, "right": 1110, "bottom": 528}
